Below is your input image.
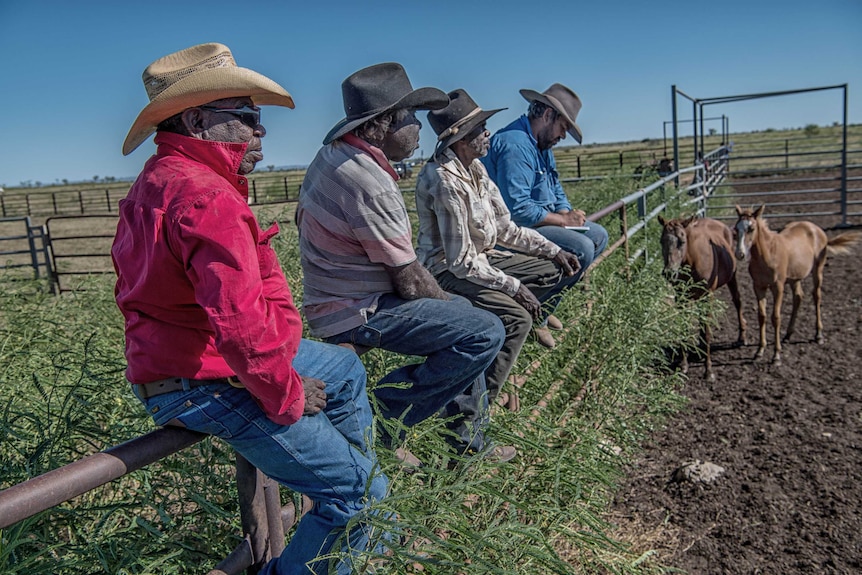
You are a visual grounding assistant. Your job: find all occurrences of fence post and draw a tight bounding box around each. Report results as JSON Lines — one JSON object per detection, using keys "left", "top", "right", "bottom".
{"left": 26, "top": 194, "right": 32, "bottom": 216}
{"left": 105, "top": 189, "right": 111, "bottom": 212}
{"left": 577, "top": 156, "right": 581, "bottom": 178}
{"left": 284, "top": 177, "right": 289, "bottom": 202}
{"left": 785, "top": 139, "right": 789, "bottom": 169}
{"left": 52, "top": 192, "right": 58, "bottom": 214}
{"left": 619, "top": 152, "right": 623, "bottom": 168}
{"left": 25, "top": 217, "right": 41, "bottom": 280}
{"left": 236, "top": 453, "right": 274, "bottom": 570}
{"left": 78, "top": 191, "right": 84, "bottom": 214}
{"left": 252, "top": 180, "right": 258, "bottom": 204}
{"left": 2, "top": 194, "right": 6, "bottom": 217}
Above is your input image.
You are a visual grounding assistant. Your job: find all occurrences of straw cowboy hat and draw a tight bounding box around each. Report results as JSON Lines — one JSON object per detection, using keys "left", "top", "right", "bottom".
{"left": 323, "top": 62, "right": 448, "bottom": 145}
{"left": 427, "top": 89, "right": 506, "bottom": 158}
{"left": 519, "top": 83, "right": 583, "bottom": 144}
{"left": 123, "top": 42, "right": 295, "bottom": 155}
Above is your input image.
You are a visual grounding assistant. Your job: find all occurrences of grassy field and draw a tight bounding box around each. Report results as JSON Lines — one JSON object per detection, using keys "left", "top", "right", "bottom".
{"left": 0, "top": 172, "right": 727, "bottom": 574}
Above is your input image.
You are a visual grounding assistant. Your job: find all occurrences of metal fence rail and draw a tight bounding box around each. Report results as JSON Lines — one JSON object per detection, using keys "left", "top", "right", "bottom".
{"left": 0, "top": 216, "right": 50, "bottom": 280}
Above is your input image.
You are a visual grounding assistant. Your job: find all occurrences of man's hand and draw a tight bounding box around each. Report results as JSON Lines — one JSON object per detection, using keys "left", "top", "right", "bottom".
{"left": 301, "top": 376, "right": 327, "bottom": 415}
{"left": 559, "top": 209, "right": 587, "bottom": 227}
{"left": 539, "top": 209, "right": 587, "bottom": 228}
{"left": 512, "top": 284, "right": 542, "bottom": 321}
{"left": 552, "top": 250, "right": 582, "bottom": 277}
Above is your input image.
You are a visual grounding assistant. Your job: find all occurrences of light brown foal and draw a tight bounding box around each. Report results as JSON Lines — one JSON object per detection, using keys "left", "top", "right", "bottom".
{"left": 659, "top": 215, "right": 746, "bottom": 380}
{"left": 733, "top": 205, "right": 861, "bottom": 365}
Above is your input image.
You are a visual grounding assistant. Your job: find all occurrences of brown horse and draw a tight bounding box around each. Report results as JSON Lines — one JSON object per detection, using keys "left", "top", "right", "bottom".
{"left": 733, "top": 205, "right": 861, "bottom": 365}
{"left": 659, "top": 215, "right": 746, "bottom": 380}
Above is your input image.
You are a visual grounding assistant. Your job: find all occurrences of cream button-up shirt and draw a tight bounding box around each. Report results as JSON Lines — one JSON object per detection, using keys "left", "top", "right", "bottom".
{"left": 416, "top": 148, "right": 560, "bottom": 297}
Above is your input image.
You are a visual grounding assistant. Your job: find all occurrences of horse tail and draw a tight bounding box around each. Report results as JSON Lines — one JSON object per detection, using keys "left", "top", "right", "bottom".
{"left": 826, "top": 231, "right": 862, "bottom": 256}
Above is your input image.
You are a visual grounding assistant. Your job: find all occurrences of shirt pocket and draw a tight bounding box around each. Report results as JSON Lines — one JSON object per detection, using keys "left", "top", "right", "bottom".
{"left": 256, "top": 222, "right": 281, "bottom": 278}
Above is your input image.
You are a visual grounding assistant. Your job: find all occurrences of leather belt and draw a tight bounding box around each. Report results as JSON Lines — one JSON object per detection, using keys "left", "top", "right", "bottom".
{"left": 134, "top": 376, "right": 243, "bottom": 400}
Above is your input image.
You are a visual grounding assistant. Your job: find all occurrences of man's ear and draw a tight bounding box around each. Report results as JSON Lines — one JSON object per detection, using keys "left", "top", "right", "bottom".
{"left": 182, "top": 108, "right": 207, "bottom": 137}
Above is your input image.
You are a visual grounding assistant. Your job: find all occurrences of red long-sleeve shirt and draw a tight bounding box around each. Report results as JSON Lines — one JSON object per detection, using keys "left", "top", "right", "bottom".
{"left": 112, "top": 132, "right": 304, "bottom": 425}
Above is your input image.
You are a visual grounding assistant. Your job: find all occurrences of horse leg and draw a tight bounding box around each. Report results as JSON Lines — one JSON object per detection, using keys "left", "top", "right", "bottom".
{"left": 783, "top": 279, "right": 804, "bottom": 343}
{"left": 703, "top": 321, "right": 715, "bottom": 381}
{"left": 754, "top": 285, "right": 769, "bottom": 360}
{"left": 727, "top": 274, "right": 746, "bottom": 346}
{"left": 771, "top": 282, "right": 784, "bottom": 365}
{"left": 813, "top": 254, "right": 827, "bottom": 344}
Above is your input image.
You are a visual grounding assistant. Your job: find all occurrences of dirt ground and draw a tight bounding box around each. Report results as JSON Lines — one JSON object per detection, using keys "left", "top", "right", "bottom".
{"left": 610, "top": 190, "right": 862, "bottom": 574}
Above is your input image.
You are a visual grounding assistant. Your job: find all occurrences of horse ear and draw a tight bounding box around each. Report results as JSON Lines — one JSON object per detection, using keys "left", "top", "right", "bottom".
{"left": 658, "top": 215, "right": 666, "bottom": 226}
{"left": 754, "top": 204, "right": 765, "bottom": 218}
{"left": 682, "top": 215, "right": 695, "bottom": 227}
{"left": 735, "top": 204, "right": 743, "bottom": 216}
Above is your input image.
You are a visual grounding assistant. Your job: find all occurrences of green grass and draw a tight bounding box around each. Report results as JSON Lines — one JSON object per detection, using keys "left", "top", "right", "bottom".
{"left": 1, "top": 178, "right": 719, "bottom": 573}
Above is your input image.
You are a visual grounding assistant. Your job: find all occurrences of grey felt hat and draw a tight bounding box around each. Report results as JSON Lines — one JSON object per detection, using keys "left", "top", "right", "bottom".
{"left": 323, "top": 62, "right": 448, "bottom": 145}
{"left": 519, "top": 83, "right": 583, "bottom": 143}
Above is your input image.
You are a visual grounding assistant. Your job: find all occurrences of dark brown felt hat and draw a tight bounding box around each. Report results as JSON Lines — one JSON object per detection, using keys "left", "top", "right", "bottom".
{"left": 323, "top": 62, "right": 449, "bottom": 145}
{"left": 427, "top": 88, "right": 505, "bottom": 156}
{"left": 519, "top": 83, "right": 583, "bottom": 143}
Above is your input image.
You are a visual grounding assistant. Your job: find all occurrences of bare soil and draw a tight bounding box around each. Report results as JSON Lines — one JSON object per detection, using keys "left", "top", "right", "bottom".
{"left": 611, "top": 183, "right": 862, "bottom": 574}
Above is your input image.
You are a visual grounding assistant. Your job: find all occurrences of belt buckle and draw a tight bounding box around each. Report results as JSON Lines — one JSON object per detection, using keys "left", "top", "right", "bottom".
{"left": 227, "top": 376, "right": 244, "bottom": 389}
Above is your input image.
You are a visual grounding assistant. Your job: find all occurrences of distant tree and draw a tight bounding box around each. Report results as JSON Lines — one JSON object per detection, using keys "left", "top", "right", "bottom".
{"left": 62, "top": 179, "right": 69, "bottom": 185}
{"left": 35, "top": 181, "right": 41, "bottom": 188}
{"left": 708, "top": 128, "right": 717, "bottom": 136}
{"left": 804, "top": 124, "right": 820, "bottom": 137}
{"left": 267, "top": 165, "right": 275, "bottom": 172}
{"left": 94, "top": 175, "right": 100, "bottom": 182}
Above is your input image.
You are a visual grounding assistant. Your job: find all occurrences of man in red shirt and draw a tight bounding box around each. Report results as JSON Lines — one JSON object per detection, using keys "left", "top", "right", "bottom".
{"left": 112, "top": 43, "right": 388, "bottom": 575}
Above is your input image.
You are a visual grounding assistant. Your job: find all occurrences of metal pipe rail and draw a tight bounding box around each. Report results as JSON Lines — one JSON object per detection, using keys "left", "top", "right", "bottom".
{"left": 0, "top": 426, "right": 207, "bottom": 529}
{"left": 0, "top": 425, "right": 310, "bottom": 574}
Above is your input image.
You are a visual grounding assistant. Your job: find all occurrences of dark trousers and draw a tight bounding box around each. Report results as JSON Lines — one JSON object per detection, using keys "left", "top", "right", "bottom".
{"left": 435, "top": 252, "right": 571, "bottom": 400}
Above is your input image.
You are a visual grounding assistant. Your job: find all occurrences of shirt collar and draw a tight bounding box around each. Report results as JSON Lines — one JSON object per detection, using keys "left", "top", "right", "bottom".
{"left": 518, "top": 114, "right": 538, "bottom": 146}
{"left": 341, "top": 133, "right": 400, "bottom": 180}
{"left": 438, "top": 147, "right": 485, "bottom": 188}
{"left": 153, "top": 132, "right": 251, "bottom": 194}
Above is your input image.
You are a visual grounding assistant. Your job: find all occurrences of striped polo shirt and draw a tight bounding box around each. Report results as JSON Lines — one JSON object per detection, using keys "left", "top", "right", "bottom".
{"left": 297, "top": 138, "right": 416, "bottom": 338}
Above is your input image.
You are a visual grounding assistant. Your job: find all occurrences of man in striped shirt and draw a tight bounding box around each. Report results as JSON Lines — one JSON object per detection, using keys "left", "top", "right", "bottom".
{"left": 297, "top": 63, "right": 515, "bottom": 463}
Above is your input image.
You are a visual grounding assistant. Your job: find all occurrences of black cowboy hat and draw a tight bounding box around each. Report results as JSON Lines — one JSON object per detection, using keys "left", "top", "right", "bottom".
{"left": 519, "top": 83, "right": 583, "bottom": 143}
{"left": 427, "top": 88, "right": 506, "bottom": 157}
{"left": 323, "top": 62, "right": 449, "bottom": 145}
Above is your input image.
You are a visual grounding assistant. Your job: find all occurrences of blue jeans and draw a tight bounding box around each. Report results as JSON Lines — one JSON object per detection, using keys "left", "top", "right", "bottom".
{"left": 533, "top": 221, "right": 609, "bottom": 283}
{"left": 325, "top": 293, "right": 505, "bottom": 450}
{"left": 134, "top": 339, "right": 388, "bottom": 575}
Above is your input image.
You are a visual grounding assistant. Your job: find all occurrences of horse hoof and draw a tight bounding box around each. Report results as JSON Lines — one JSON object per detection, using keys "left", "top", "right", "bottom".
{"left": 816, "top": 335, "right": 825, "bottom": 344}
{"left": 772, "top": 356, "right": 782, "bottom": 366}
{"left": 706, "top": 371, "right": 716, "bottom": 381}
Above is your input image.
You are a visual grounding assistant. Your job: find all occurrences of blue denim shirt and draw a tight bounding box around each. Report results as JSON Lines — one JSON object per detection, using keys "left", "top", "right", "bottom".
{"left": 481, "top": 115, "right": 572, "bottom": 227}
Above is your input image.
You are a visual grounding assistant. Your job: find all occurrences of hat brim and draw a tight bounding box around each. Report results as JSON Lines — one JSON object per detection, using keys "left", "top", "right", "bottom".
{"left": 436, "top": 108, "right": 506, "bottom": 155}
{"left": 123, "top": 66, "right": 295, "bottom": 155}
{"left": 323, "top": 86, "right": 449, "bottom": 145}
{"left": 520, "top": 89, "right": 583, "bottom": 144}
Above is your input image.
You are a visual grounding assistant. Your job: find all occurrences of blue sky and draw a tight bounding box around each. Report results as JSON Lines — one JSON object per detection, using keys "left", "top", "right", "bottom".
{"left": 1, "top": 0, "right": 860, "bottom": 187}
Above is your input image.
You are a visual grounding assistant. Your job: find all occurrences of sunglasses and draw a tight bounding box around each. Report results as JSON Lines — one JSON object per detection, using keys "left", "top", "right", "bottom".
{"left": 199, "top": 104, "right": 261, "bottom": 127}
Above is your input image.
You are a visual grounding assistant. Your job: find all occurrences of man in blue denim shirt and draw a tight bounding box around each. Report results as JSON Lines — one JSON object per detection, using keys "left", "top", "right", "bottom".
{"left": 482, "top": 83, "right": 608, "bottom": 284}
